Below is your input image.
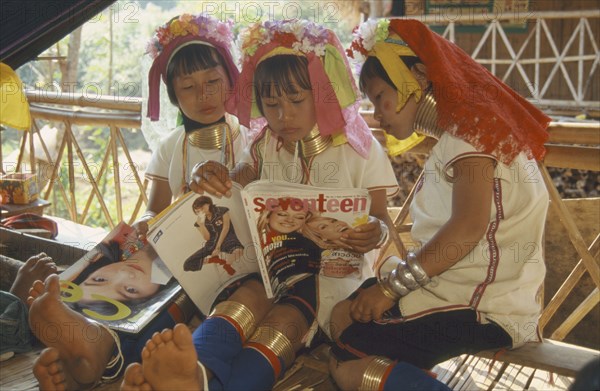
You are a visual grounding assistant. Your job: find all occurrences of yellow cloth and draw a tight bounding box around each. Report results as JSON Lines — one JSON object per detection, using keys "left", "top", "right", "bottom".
{"left": 368, "top": 35, "right": 426, "bottom": 154}
{"left": 0, "top": 63, "right": 31, "bottom": 130}
{"left": 369, "top": 38, "right": 421, "bottom": 112}
{"left": 385, "top": 132, "right": 426, "bottom": 156}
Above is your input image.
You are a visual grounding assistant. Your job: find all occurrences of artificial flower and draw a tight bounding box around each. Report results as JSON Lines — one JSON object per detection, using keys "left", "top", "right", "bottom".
{"left": 238, "top": 19, "right": 330, "bottom": 64}
{"left": 347, "top": 19, "right": 391, "bottom": 59}
{"left": 146, "top": 13, "right": 234, "bottom": 59}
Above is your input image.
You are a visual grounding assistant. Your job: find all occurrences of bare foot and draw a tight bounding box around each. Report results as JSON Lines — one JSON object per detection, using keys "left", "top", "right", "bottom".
{"left": 33, "top": 348, "right": 68, "bottom": 391}
{"left": 141, "top": 323, "right": 203, "bottom": 390}
{"left": 10, "top": 253, "right": 57, "bottom": 303}
{"left": 121, "top": 363, "right": 151, "bottom": 391}
{"left": 29, "top": 274, "right": 116, "bottom": 389}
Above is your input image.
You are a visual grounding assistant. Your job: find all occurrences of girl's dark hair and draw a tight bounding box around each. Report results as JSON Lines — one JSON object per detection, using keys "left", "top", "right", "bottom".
{"left": 359, "top": 55, "right": 422, "bottom": 93}
{"left": 253, "top": 55, "right": 312, "bottom": 115}
{"left": 72, "top": 241, "right": 121, "bottom": 285}
{"left": 69, "top": 240, "right": 170, "bottom": 313}
{"left": 192, "top": 196, "right": 217, "bottom": 214}
{"left": 166, "top": 43, "right": 229, "bottom": 106}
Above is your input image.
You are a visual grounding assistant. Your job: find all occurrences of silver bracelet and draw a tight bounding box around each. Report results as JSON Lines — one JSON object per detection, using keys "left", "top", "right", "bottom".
{"left": 396, "top": 260, "right": 420, "bottom": 290}
{"left": 386, "top": 268, "right": 411, "bottom": 297}
{"left": 375, "top": 218, "right": 389, "bottom": 249}
{"left": 138, "top": 211, "right": 157, "bottom": 222}
{"left": 406, "top": 252, "right": 430, "bottom": 286}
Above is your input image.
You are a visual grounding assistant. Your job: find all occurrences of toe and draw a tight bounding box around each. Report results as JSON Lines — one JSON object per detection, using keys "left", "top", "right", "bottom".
{"left": 31, "top": 280, "right": 44, "bottom": 294}
{"left": 145, "top": 339, "right": 157, "bottom": 352}
{"left": 159, "top": 328, "right": 173, "bottom": 343}
{"left": 172, "top": 324, "right": 193, "bottom": 349}
{"left": 123, "top": 363, "right": 145, "bottom": 386}
{"left": 141, "top": 346, "right": 151, "bottom": 360}
{"left": 150, "top": 332, "right": 164, "bottom": 346}
{"left": 44, "top": 274, "right": 61, "bottom": 295}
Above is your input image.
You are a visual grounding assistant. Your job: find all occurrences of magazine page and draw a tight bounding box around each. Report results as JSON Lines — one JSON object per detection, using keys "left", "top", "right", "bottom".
{"left": 241, "top": 180, "right": 371, "bottom": 298}
{"left": 147, "top": 185, "right": 258, "bottom": 314}
{"left": 59, "top": 222, "right": 182, "bottom": 334}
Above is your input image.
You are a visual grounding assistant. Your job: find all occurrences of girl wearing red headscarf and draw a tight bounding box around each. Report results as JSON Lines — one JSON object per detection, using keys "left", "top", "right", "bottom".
{"left": 327, "top": 18, "right": 550, "bottom": 391}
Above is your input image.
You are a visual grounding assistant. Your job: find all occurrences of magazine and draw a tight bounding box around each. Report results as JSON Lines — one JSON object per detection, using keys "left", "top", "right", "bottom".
{"left": 147, "top": 187, "right": 259, "bottom": 314}
{"left": 59, "top": 222, "right": 182, "bottom": 334}
{"left": 241, "top": 180, "right": 371, "bottom": 298}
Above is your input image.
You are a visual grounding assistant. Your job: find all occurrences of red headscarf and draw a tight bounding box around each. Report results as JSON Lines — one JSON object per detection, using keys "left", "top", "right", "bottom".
{"left": 389, "top": 19, "right": 549, "bottom": 164}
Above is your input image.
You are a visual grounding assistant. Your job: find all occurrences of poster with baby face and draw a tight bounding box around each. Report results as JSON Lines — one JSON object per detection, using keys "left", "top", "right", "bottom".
{"left": 59, "top": 222, "right": 182, "bottom": 334}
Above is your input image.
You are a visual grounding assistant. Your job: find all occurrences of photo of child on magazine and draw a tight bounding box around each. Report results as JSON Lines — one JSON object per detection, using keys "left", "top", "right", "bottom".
{"left": 182, "top": 195, "right": 242, "bottom": 275}
{"left": 59, "top": 222, "right": 181, "bottom": 333}
{"left": 147, "top": 189, "right": 258, "bottom": 315}
{"left": 256, "top": 201, "right": 321, "bottom": 296}
{"left": 241, "top": 181, "right": 372, "bottom": 298}
{"left": 303, "top": 214, "right": 363, "bottom": 279}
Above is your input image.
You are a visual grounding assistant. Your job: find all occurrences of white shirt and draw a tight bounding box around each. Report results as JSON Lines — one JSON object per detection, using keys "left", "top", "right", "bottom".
{"left": 401, "top": 133, "right": 548, "bottom": 347}
{"left": 241, "top": 132, "right": 400, "bottom": 339}
{"left": 240, "top": 132, "right": 399, "bottom": 197}
{"left": 146, "top": 114, "right": 249, "bottom": 199}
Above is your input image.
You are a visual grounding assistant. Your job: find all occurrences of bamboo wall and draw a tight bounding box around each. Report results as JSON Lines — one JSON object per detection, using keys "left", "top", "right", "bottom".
{"left": 404, "top": 0, "right": 600, "bottom": 112}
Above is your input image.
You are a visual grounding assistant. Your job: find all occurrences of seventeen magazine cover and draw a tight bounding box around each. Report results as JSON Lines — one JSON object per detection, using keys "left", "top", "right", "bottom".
{"left": 241, "top": 180, "right": 371, "bottom": 298}
{"left": 147, "top": 187, "right": 258, "bottom": 314}
{"left": 59, "top": 222, "right": 182, "bottom": 334}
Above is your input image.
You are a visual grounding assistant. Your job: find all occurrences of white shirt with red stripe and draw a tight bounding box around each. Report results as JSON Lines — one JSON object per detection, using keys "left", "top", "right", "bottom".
{"left": 401, "top": 132, "right": 548, "bottom": 348}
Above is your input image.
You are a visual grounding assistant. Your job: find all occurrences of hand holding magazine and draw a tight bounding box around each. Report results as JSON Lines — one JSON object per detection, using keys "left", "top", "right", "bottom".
{"left": 241, "top": 180, "right": 371, "bottom": 298}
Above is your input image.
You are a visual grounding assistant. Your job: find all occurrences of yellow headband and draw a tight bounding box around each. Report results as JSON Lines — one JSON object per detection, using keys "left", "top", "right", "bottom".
{"left": 369, "top": 39, "right": 422, "bottom": 112}
{"left": 367, "top": 37, "right": 426, "bottom": 155}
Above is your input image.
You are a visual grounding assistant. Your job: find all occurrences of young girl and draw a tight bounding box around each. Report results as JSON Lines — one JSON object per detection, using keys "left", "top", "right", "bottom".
{"left": 326, "top": 19, "right": 550, "bottom": 391}
{"left": 134, "top": 13, "right": 248, "bottom": 238}
{"left": 28, "top": 13, "right": 246, "bottom": 390}
{"left": 121, "top": 19, "right": 399, "bottom": 391}
{"left": 183, "top": 195, "right": 242, "bottom": 274}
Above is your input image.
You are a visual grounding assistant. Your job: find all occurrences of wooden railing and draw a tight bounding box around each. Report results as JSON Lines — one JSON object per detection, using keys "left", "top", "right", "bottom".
{"left": 12, "top": 91, "right": 146, "bottom": 230}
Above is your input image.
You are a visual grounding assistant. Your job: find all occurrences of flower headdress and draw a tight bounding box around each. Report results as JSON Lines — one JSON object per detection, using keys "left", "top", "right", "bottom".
{"left": 146, "top": 14, "right": 239, "bottom": 121}
{"left": 238, "top": 19, "right": 330, "bottom": 61}
{"left": 234, "top": 19, "right": 372, "bottom": 159}
{"left": 348, "top": 19, "right": 549, "bottom": 164}
{"left": 346, "top": 19, "right": 391, "bottom": 60}
{"left": 348, "top": 18, "right": 422, "bottom": 113}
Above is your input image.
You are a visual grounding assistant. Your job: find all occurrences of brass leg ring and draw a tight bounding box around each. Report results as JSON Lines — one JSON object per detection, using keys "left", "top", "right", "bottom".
{"left": 210, "top": 301, "right": 256, "bottom": 340}
{"left": 359, "top": 356, "right": 394, "bottom": 391}
{"left": 247, "top": 326, "right": 296, "bottom": 369}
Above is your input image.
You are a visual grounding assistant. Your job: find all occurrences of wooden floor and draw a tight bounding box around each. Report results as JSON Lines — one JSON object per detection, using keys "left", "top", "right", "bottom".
{"left": 0, "top": 344, "right": 575, "bottom": 391}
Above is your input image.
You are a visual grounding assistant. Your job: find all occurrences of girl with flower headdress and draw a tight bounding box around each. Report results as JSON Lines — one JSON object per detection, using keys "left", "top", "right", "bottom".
{"left": 133, "top": 13, "right": 248, "bottom": 239}
{"left": 324, "top": 19, "right": 550, "bottom": 391}
{"left": 121, "top": 19, "right": 399, "bottom": 391}
{"left": 29, "top": 13, "right": 248, "bottom": 390}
